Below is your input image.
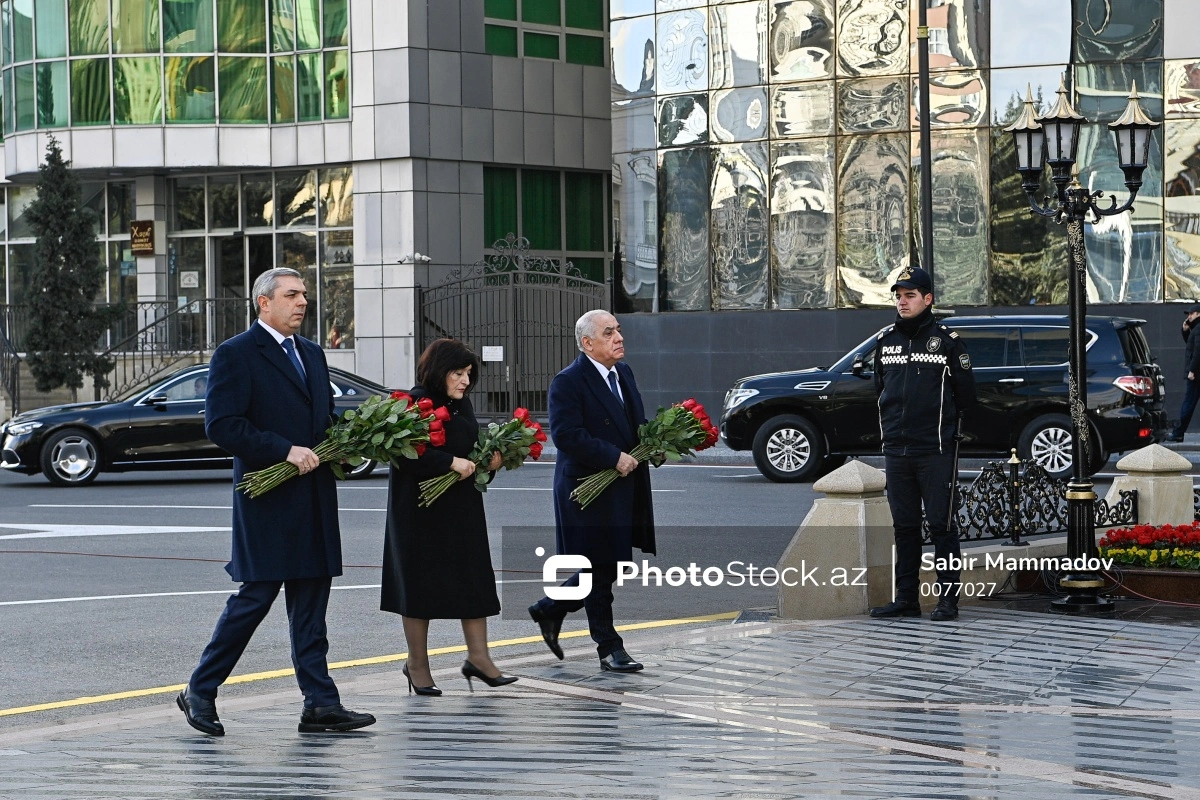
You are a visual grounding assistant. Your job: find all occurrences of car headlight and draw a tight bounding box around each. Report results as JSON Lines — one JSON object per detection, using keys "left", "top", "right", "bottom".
{"left": 723, "top": 388, "right": 759, "bottom": 411}
{"left": 6, "top": 421, "right": 43, "bottom": 436}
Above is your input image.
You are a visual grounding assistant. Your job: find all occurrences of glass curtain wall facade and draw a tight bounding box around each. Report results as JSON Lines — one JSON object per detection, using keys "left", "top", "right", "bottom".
{"left": 612, "top": 0, "right": 1196, "bottom": 312}
{"left": 0, "top": 0, "right": 349, "bottom": 131}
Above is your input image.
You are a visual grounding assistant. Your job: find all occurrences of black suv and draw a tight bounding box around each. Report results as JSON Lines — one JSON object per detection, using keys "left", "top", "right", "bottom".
{"left": 720, "top": 316, "right": 1166, "bottom": 482}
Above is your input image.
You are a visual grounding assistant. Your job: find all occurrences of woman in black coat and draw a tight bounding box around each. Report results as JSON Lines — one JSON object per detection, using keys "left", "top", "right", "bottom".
{"left": 380, "top": 338, "right": 517, "bottom": 694}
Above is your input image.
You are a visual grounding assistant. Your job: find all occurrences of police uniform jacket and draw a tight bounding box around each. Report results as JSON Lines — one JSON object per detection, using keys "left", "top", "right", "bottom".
{"left": 874, "top": 313, "right": 977, "bottom": 456}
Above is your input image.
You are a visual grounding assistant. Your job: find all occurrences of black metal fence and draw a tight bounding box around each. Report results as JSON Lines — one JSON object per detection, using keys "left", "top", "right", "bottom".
{"left": 925, "top": 456, "right": 1138, "bottom": 543}
{"left": 416, "top": 235, "right": 611, "bottom": 418}
{"left": 0, "top": 312, "right": 18, "bottom": 416}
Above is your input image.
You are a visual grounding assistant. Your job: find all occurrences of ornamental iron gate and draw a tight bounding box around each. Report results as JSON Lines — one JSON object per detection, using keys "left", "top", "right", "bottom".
{"left": 415, "top": 235, "right": 611, "bottom": 419}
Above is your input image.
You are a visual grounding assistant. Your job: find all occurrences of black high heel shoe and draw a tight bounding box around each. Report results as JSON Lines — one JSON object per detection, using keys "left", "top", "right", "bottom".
{"left": 402, "top": 663, "right": 443, "bottom": 696}
{"left": 461, "top": 659, "right": 518, "bottom": 692}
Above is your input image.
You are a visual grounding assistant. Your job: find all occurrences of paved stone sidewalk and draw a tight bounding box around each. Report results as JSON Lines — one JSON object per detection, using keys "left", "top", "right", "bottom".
{"left": 2, "top": 607, "right": 1198, "bottom": 799}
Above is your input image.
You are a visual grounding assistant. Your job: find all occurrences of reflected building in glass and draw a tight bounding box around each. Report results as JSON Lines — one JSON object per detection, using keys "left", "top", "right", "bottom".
{"left": 612, "top": 0, "right": 1200, "bottom": 314}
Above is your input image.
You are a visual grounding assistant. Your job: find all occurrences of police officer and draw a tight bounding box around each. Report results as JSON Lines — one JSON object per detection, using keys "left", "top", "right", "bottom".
{"left": 869, "top": 267, "right": 976, "bottom": 622}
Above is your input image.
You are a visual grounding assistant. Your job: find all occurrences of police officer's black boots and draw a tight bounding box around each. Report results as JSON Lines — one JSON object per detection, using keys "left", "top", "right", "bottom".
{"left": 869, "top": 599, "right": 922, "bottom": 618}
{"left": 930, "top": 597, "right": 959, "bottom": 621}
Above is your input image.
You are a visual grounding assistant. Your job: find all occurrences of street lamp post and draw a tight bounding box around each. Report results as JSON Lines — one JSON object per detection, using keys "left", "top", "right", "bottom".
{"left": 1004, "top": 77, "right": 1159, "bottom": 616}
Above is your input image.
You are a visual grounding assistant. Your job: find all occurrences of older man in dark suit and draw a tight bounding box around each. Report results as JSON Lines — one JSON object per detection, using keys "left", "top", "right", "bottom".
{"left": 176, "top": 267, "right": 374, "bottom": 736}
{"left": 528, "top": 310, "right": 656, "bottom": 672}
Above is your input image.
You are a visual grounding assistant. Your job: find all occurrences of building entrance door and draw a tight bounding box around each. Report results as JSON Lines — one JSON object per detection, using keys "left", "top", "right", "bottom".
{"left": 210, "top": 234, "right": 279, "bottom": 342}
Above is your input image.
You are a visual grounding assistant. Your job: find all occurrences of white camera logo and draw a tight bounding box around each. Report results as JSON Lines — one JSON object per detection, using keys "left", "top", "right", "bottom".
{"left": 542, "top": 552, "right": 592, "bottom": 601}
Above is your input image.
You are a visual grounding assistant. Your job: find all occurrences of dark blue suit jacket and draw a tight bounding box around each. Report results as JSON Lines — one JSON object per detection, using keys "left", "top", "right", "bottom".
{"left": 205, "top": 323, "right": 342, "bottom": 582}
{"left": 549, "top": 353, "right": 656, "bottom": 563}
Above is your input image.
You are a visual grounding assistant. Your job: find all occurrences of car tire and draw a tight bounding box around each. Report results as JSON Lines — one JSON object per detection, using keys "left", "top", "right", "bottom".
{"left": 39, "top": 429, "right": 102, "bottom": 487}
{"left": 345, "top": 459, "right": 378, "bottom": 479}
{"left": 752, "top": 414, "right": 826, "bottom": 483}
{"left": 1018, "top": 414, "right": 1103, "bottom": 479}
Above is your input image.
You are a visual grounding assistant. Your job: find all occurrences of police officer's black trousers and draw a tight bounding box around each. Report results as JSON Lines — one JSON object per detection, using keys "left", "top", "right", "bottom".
{"left": 884, "top": 453, "right": 961, "bottom": 604}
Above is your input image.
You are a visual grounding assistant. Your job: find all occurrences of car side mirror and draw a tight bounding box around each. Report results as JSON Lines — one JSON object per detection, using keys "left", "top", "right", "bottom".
{"left": 851, "top": 356, "right": 869, "bottom": 378}
{"left": 145, "top": 394, "right": 169, "bottom": 405}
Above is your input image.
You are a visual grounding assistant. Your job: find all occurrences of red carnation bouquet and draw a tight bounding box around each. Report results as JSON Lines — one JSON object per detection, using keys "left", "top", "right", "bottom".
{"left": 570, "top": 398, "right": 718, "bottom": 509}
{"left": 417, "top": 406, "right": 547, "bottom": 507}
{"left": 236, "top": 391, "right": 433, "bottom": 498}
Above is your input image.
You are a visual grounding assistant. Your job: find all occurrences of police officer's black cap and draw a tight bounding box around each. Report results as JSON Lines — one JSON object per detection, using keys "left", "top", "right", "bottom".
{"left": 890, "top": 267, "right": 933, "bottom": 294}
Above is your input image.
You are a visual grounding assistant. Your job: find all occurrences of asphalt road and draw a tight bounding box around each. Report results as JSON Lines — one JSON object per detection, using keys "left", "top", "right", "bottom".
{"left": 0, "top": 460, "right": 814, "bottom": 730}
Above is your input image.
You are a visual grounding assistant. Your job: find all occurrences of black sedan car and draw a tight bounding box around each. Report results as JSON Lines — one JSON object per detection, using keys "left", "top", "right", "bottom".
{"left": 1, "top": 363, "right": 390, "bottom": 486}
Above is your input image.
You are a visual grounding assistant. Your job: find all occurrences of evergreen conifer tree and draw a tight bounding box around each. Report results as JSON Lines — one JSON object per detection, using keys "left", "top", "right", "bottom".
{"left": 24, "top": 137, "right": 122, "bottom": 395}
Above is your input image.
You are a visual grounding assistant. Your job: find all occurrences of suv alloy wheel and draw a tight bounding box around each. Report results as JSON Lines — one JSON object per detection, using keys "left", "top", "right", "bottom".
{"left": 752, "top": 414, "right": 825, "bottom": 483}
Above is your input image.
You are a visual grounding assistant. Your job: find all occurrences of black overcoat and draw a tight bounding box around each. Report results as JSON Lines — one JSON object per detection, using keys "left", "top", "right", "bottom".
{"left": 549, "top": 354, "right": 656, "bottom": 563}
{"left": 380, "top": 387, "right": 501, "bottom": 619}
{"left": 204, "top": 323, "right": 342, "bottom": 582}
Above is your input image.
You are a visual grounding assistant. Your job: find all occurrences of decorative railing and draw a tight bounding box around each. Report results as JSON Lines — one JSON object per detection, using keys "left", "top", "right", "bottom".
{"left": 0, "top": 312, "right": 19, "bottom": 417}
{"left": 925, "top": 453, "right": 1137, "bottom": 543}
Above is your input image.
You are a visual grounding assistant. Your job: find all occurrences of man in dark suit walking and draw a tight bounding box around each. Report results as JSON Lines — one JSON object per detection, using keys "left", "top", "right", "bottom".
{"left": 176, "top": 267, "right": 374, "bottom": 735}
{"left": 528, "top": 310, "right": 655, "bottom": 673}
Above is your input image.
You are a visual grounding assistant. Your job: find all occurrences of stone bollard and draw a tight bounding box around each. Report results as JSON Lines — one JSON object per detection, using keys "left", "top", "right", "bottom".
{"left": 1104, "top": 444, "right": 1194, "bottom": 526}
{"left": 777, "top": 460, "right": 894, "bottom": 619}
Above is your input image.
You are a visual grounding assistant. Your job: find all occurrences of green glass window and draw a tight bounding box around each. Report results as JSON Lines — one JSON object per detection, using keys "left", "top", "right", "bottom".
{"left": 2, "top": 2, "right": 13, "bottom": 65}
{"left": 108, "top": 183, "right": 133, "bottom": 234}
{"left": 522, "top": 170, "right": 561, "bottom": 249}
{"left": 524, "top": 31, "right": 559, "bottom": 60}
{"left": 112, "top": 0, "right": 159, "bottom": 54}
{"left": 113, "top": 56, "right": 162, "bottom": 123}
{"left": 165, "top": 55, "right": 215, "bottom": 122}
{"left": 68, "top": 0, "right": 109, "bottom": 55}
{"left": 8, "top": 185, "right": 37, "bottom": 238}
{"left": 484, "top": 0, "right": 517, "bottom": 20}
{"left": 218, "top": 0, "right": 267, "bottom": 53}
{"left": 171, "top": 177, "right": 206, "bottom": 230}
{"left": 483, "top": 167, "right": 517, "bottom": 246}
{"left": 36, "top": 60, "right": 68, "bottom": 126}
{"left": 323, "top": 0, "right": 346, "bottom": 46}
{"left": 296, "top": 51, "right": 320, "bottom": 120}
{"left": 295, "top": 0, "right": 320, "bottom": 50}
{"left": 565, "top": 0, "right": 603, "bottom": 30}
{"left": 565, "top": 34, "right": 602, "bottom": 66}
{"left": 7, "top": 244, "right": 36, "bottom": 304}
{"left": 4, "top": 70, "right": 15, "bottom": 134}
{"left": 208, "top": 175, "right": 239, "bottom": 228}
{"left": 164, "top": 0, "right": 215, "bottom": 53}
{"left": 14, "top": 64, "right": 34, "bottom": 130}
{"left": 243, "top": 173, "right": 273, "bottom": 227}
{"left": 271, "top": 54, "right": 294, "bottom": 122}
{"left": 323, "top": 48, "right": 347, "bottom": 119}
{"left": 80, "top": 181, "right": 106, "bottom": 235}
{"left": 565, "top": 172, "right": 604, "bottom": 251}
{"left": 319, "top": 167, "right": 353, "bottom": 227}
{"left": 522, "top": 0, "right": 560, "bottom": 25}
{"left": 277, "top": 231, "right": 316, "bottom": 271}
{"left": 218, "top": 56, "right": 268, "bottom": 122}
{"left": 571, "top": 256, "right": 604, "bottom": 282}
{"left": 13, "top": 1, "right": 33, "bottom": 61}
{"left": 71, "top": 57, "right": 110, "bottom": 124}
{"left": 485, "top": 24, "right": 517, "bottom": 57}
{"left": 270, "top": 0, "right": 293, "bottom": 51}
{"left": 35, "top": 0, "right": 68, "bottom": 58}
{"left": 321, "top": 230, "right": 353, "bottom": 349}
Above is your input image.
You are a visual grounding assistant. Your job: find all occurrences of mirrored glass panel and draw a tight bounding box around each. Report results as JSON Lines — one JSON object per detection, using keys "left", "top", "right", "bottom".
{"left": 710, "top": 1, "right": 766, "bottom": 89}
{"left": 113, "top": 56, "right": 162, "bottom": 124}
{"left": 769, "top": 0, "right": 834, "bottom": 83}
{"left": 711, "top": 143, "right": 769, "bottom": 309}
{"left": 108, "top": 182, "right": 133, "bottom": 234}
{"left": 243, "top": 173, "right": 273, "bottom": 228}
{"left": 1073, "top": 0, "right": 1162, "bottom": 63}
{"left": 14, "top": 63, "right": 34, "bottom": 130}
{"left": 1075, "top": 61, "right": 1163, "bottom": 124}
{"left": 35, "top": 0, "right": 67, "bottom": 58}
{"left": 165, "top": 56, "right": 216, "bottom": 122}
{"left": 12, "top": 0, "right": 32, "bottom": 61}
{"left": 209, "top": 175, "right": 240, "bottom": 229}
{"left": 837, "top": 76, "right": 907, "bottom": 133}
{"left": 614, "top": 152, "right": 659, "bottom": 312}
{"left": 711, "top": 86, "right": 768, "bottom": 142}
{"left": 657, "top": 93, "right": 708, "bottom": 147}
{"left": 164, "top": 0, "right": 215, "bottom": 53}
{"left": 319, "top": 166, "right": 353, "bottom": 227}
{"left": 1166, "top": 59, "right": 1200, "bottom": 119}
{"left": 614, "top": 96, "right": 658, "bottom": 152}
{"left": 990, "top": 65, "right": 1065, "bottom": 127}
{"left": 322, "top": 230, "right": 354, "bottom": 349}
{"left": 612, "top": 16, "right": 655, "bottom": 97}
{"left": 7, "top": 184, "right": 36, "bottom": 238}
{"left": 68, "top": 0, "right": 109, "bottom": 56}
{"left": 772, "top": 139, "right": 835, "bottom": 308}
{"left": 219, "top": 56, "right": 269, "bottom": 123}
{"left": 910, "top": 0, "right": 987, "bottom": 72}
{"left": 219, "top": 0, "right": 268, "bottom": 53}
{"left": 171, "top": 177, "right": 206, "bottom": 231}
{"left": 613, "top": 0, "right": 654, "bottom": 19}
{"left": 657, "top": 0, "right": 703, "bottom": 10}
{"left": 836, "top": 0, "right": 908, "bottom": 78}
{"left": 659, "top": 147, "right": 711, "bottom": 310}
{"left": 277, "top": 169, "right": 317, "bottom": 227}
{"left": 991, "top": 0, "right": 1070, "bottom": 68}
{"left": 911, "top": 130, "right": 988, "bottom": 305}
{"left": 1165, "top": 120, "right": 1200, "bottom": 299}
{"left": 112, "top": 0, "right": 159, "bottom": 54}
{"left": 771, "top": 80, "right": 834, "bottom": 138}
{"left": 913, "top": 69, "right": 987, "bottom": 128}
{"left": 837, "top": 132, "right": 909, "bottom": 306}
{"left": 323, "top": 49, "right": 348, "bottom": 118}
{"left": 111, "top": 239, "right": 137, "bottom": 304}
{"left": 656, "top": 9, "right": 707, "bottom": 95}
{"left": 36, "top": 60, "right": 68, "bottom": 127}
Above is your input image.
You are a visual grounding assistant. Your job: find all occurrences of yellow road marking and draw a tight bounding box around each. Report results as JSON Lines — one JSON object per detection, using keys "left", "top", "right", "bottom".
{"left": 0, "top": 612, "right": 738, "bottom": 718}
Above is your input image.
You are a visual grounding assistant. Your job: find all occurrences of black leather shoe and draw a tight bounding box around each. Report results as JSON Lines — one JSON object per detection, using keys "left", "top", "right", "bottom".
{"left": 599, "top": 648, "right": 643, "bottom": 673}
{"left": 930, "top": 599, "right": 959, "bottom": 621}
{"left": 177, "top": 687, "right": 224, "bottom": 736}
{"left": 528, "top": 604, "right": 564, "bottom": 660}
{"left": 869, "top": 599, "right": 922, "bottom": 618}
{"left": 298, "top": 704, "right": 376, "bottom": 733}
{"left": 402, "top": 663, "right": 442, "bottom": 697}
